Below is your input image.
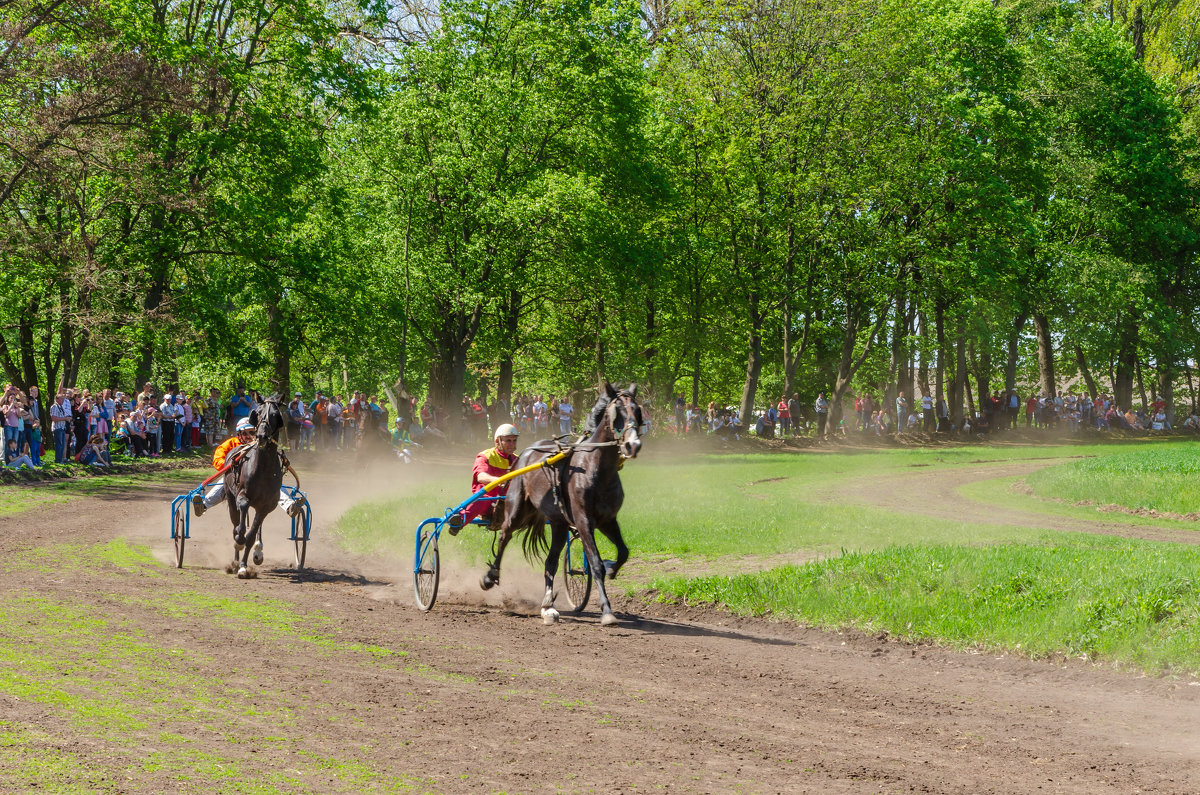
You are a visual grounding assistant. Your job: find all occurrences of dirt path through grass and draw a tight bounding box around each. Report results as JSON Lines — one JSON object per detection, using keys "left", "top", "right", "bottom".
{"left": 822, "top": 456, "right": 1200, "bottom": 545}
{"left": 2, "top": 470, "right": 1200, "bottom": 792}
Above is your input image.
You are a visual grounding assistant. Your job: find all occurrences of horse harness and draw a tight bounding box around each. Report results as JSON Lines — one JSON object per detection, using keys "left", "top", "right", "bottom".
{"left": 531, "top": 393, "right": 638, "bottom": 531}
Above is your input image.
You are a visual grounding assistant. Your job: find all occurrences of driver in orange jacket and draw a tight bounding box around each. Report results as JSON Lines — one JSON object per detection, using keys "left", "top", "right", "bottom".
{"left": 192, "top": 417, "right": 303, "bottom": 518}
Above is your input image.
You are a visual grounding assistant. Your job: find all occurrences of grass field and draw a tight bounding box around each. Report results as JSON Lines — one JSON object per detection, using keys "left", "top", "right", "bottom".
{"left": 333, "top": 437, "right": 1200, "bottom": 675}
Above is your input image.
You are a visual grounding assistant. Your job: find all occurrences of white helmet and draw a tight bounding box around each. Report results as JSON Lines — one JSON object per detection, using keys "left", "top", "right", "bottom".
{"left": 494, "top": 423, "right": 520, "bottom": 439}
{"left": 235, "top": 417, "right": 253, "bottom": 432}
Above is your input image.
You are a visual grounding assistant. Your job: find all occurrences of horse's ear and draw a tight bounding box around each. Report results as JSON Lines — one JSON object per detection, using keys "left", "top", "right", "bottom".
{"left": 626, "top": 383, "right": 638, "bottom": 398}
{"left": 249, "top": 408, "right": 259, "bottom": 427}
{"left": 603, "top": 381, "right": 617, "bottom": 399}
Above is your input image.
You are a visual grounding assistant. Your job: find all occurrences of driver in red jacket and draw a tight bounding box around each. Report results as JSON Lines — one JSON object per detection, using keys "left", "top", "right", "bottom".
{"left": 449, "top": 423, "right": 520, "bottom": 535}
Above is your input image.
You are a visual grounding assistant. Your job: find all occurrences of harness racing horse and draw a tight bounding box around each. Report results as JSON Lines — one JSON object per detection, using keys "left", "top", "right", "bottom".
{"left": 481, "top": 382, "right": 644, "bottom": 626}
{"left": 225, "top": 396, "right": 286, "bottom": 578}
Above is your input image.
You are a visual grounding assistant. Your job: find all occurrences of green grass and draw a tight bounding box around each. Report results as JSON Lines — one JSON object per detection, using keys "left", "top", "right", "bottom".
{"left": 0, "top": 468, "right": 207, "bottom": 517}
{"left": 326, "top": 437, "right": 1200, "bottom": 676}
{"left": 0, "top": 539, "right": 436, "bottom": 793}
{"left": 1025, "top": 441, "right": 1200, "bottom": 514}
{"left": 652, "top": 534, "right": 1200, "bottom": 674}
{"left": 333, "top": 444, "right": 1140, "bottom": 565}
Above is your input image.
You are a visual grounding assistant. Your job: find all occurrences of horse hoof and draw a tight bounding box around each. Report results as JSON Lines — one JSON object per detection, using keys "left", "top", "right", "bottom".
{"left": 600, "top": 612, "right": 618, "bottom": 627}
{"left": 480, "top": 575, "right": 496, "bottom": 591}
{"left": 252, "top": 543, "right": 263, "bottom": 566}
{"left": 542, "top": 608, "right": 560, "bottom": 625}
{"left": 237, "top": 566, "right": 249, "bottom": 579}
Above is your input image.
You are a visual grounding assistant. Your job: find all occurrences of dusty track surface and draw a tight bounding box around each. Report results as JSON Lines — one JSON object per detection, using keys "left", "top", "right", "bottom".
{"left": 4, "top": 464, "right": 1200, "bottom": 793}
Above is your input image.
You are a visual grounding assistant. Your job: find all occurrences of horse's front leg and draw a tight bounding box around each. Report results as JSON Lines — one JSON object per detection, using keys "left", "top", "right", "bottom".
{"left": 238, "top": 509, "right": 265, "bottom": 579}
{"left": 540, "top": 520, "right": 570, "bottom": 625}
{"left": 597, "top": 517, "right": 630, "bottom": 581}
{"left": 573, "top": 517, "right": 618, "bottom": 627}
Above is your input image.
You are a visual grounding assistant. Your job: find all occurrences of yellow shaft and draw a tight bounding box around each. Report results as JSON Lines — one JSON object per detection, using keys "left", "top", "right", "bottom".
{"left": 482, "top": 449, "right": 569, "bottom": 493}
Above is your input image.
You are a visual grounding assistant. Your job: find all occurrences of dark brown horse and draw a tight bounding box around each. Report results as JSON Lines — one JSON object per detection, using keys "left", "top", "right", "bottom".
{"left": 225, "top": 396, "right": 286, "bottom": 578}
{"left": 481, "top": 382, "right": 644, "bottom": 626}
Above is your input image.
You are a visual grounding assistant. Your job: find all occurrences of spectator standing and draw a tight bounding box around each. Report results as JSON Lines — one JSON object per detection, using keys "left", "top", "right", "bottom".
{"left": 229, "top": 387, "right": 253, "bottom": 433}
{"left": 777, "top": 396, "right": 791, "bottom": 436}
{"left": 328, "top": 395, "right": 344, "bottom": 448}
{"left": 895, "top": 392, "right": 907, "bottom": 429}
{"left": 814, "top": 392, "right": 829, "bottom": 440}
{"left": 920, "top": 392, "right": 934, "bottom": 432}
{"left": 160, "top": 393, "right": 183, "bottom": 454}
{"left": 27, "top": 419, "right": 42, "bottom": 466}
{"left": 145, "top": 407, "right": 161, "bottom": 455}
{"left": 788, "top": 393, "right": 801, "bottom": 434}
{"left": 559, "top": 397, "right": 573, "bottom": 436}
{"left": 49, "top": 393, "right": 71, "bottom": 463}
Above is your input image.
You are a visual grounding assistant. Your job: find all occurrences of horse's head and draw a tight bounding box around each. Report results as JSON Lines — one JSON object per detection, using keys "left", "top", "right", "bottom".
{"left": 250, "top": 394, "right": 285, "bottom": 443}
{"left": 589, "top": 381, "right": 644, "bottom": 458}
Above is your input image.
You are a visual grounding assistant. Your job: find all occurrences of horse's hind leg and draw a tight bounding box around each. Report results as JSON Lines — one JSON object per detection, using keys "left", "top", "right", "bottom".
{"left": 597, "top": 518, "right": 630, "bottom": 580}
{"left": 540, "top": 521, "right": 570, "bottom": 625}
{"left": 481, "top": 527, "right": 513, "bottom": 591}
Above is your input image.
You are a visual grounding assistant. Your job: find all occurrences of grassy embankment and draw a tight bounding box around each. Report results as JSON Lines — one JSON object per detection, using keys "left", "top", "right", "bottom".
{"left": 335, "top": 438, "right": 1200, "bottom": 674}
{"left": 0, "top": 468, "right": 208, "bottom": 517}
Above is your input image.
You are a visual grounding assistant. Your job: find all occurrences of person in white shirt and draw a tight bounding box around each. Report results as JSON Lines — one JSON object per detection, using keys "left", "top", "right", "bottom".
{"left": 159, "top": 393, "right": 185, "bottom": 454}
{"left": 558, "top": 399, "right": 573, "bottom": 436}
{"left": 49, "top": 393, "right": 72, "bottom": 463}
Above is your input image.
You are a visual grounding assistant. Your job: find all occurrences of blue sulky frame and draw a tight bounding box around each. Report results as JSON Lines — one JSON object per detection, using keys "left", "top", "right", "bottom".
{"left": 412, "top": 489, "right": 590, "bottom": 613}
{"left": 170, "top": 482, "right": 312, "bottom": 570}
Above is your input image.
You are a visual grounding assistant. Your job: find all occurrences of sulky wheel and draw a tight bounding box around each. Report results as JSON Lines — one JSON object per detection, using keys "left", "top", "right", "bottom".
{"left": 562, "top": 531, "right": 592, "bottom": 612}
{"left": 294, "top": 507, "right": 310, "bottom": 570}
{"left": 414, "top": 524, "right": 440, "bottom": 612}
{"left": 173, "top": 505, "right": 187, "bottom": 569}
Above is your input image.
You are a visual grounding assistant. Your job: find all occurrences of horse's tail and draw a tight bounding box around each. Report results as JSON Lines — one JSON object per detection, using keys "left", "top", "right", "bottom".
{"left": 519, "top": 515, "right": 550, "bottom": 564}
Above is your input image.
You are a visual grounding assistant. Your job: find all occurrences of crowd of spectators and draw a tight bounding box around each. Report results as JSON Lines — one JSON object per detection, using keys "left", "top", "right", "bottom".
{"left": 1, "top": 380, "right": 599, "bottom": 471}
{"left": 657, "top": 385, "right": 1199, "bottom": 446}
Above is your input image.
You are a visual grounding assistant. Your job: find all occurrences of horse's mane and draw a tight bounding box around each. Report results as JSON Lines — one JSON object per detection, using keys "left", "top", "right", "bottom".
{"left": 584, "top": 395, "right": 611, "bottom": 434}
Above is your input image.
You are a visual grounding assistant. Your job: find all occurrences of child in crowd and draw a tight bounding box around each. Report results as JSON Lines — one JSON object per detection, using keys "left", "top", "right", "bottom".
{"left": 5, "top": 438, "right": 35, "bottom": 469}
{"left": 28, "top": 419, "right": 42, "bottom": 466}
{"left": 77, "top": 433, "right": 111, "bottom": 466}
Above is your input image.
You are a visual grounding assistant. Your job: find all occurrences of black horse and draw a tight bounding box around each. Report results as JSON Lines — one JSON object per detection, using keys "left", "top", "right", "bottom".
{"left": 225, "top": 396, "right": 286, "bottom": 578}
{"left": 482, "top": 382, "right": 644, "bottom": 626}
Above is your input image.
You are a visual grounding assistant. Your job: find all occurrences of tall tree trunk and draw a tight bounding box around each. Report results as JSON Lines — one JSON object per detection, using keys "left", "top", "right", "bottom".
{"left": 595, "top": 299, "right": 606, "bottom": 382}
{"left": 917, "top": 310, "right": 930, "bottom": 397}
{"left": 934, "top": 301, "right": 946, "bottom": 403}
{"left": 643, "top": 298, "right": 657, "bottom": 395}
{"left": 888, "top": 273, "right": 907, "bottom": 411}
{"left": 267, "top": 300, "right": 290, "bottom": 397}
{"left": 1005, "top": 313, "right": 1027, "bottom": 395}
{"left": 1114, "top": 315, "right": 1137, "bottom": 408}
{"left": 832, "top": 301, "right": 889, "bottom": 426}
{"left": 1136, "top": 357, "right": 1148, "bottom": 411}
{"left": 691, "top": 347, "right": 700, "bottom": 407}
{"left": 1074, "top": 345, "right": 1099, "bottom": 399}
{"left": 952, "top": 318, "right": 967, "bottom": 428}
{"left": 1157, "top": 366, "right": 1173, "bottom": 423}
{"left": 1033, "top": 313, "right": 1056, "bottom": 398}
{"left": 496, "top": 289, "right": 520, "bottom": 406}
{"left": 738, "top": 313, "right": 764, "bottom": 430}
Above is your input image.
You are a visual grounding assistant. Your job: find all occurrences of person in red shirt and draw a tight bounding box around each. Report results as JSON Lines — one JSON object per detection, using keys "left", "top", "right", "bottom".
{"left": 777, "top": 396, "right": 791, "bottom": 436}
{"left": 449, "top": 423, "right": 520, "bottom": 535}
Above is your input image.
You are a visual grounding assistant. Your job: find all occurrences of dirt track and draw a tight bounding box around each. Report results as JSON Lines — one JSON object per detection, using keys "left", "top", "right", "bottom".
{"left": 4, "top": 459, "right": 1200, "bottom": 794}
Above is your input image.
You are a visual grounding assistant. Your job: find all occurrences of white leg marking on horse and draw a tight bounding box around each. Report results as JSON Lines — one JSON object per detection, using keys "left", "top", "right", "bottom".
{"left": 542, "top": 607, "right": 560, "bottom": 625}
{"left": 237, "top": 565, "right": 249, "bottom": 579}
{"left": 600, "top": 612, "right": 618, "bottom": 627}
{"left": 252, "top": 541, "right": 264, "bottom": 566}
